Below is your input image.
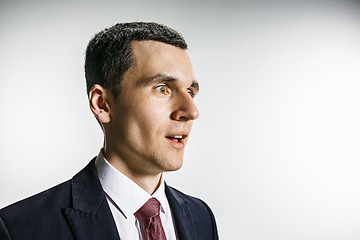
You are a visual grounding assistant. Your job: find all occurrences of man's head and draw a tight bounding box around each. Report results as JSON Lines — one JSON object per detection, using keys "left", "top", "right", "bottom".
{"left": 86, "top": 22, "right": 199, "bottom": 180}
{"left": 85, "top": 22, "right": 188, "bottom": 97}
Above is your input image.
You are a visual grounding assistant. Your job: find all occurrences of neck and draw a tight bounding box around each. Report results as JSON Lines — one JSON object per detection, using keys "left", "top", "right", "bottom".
{"left": 103, "top": 148, "right": 163, "bottom": 195}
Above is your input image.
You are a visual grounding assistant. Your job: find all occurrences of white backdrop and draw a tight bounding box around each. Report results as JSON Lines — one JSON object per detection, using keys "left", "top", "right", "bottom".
{"left": 1, "top": 0, "right": 360, "bottom": 239}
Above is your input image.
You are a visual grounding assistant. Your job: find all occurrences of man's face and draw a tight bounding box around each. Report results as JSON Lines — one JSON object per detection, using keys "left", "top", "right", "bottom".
{"left": 105, "top": 40, "right": 199, "bottom": 176}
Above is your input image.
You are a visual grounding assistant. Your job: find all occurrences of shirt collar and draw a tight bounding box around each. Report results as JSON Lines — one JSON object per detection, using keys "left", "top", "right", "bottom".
{"left": 95, "top": 149, "right": 167, "bottom": 218}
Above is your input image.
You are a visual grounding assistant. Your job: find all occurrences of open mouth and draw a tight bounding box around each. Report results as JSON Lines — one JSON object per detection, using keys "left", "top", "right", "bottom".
{"left": 166, "top": 135, "right": 186, "bottom": 143}
{"left": 165, "top": 132, "right": 189, "bottom": 149}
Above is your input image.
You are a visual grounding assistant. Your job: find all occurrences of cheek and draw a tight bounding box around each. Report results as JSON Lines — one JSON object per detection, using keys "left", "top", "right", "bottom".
{"left": 129, "top": 102, "right": 169, "bottom": 136}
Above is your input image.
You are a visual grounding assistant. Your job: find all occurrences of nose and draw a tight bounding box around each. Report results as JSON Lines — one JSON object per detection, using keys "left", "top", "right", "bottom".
{"left": 170, "top": 92, "right": 200, "bottom": 121}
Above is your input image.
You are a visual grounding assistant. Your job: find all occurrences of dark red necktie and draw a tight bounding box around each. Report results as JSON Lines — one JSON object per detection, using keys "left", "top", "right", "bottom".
{"left": 135, "top": 198, "right": 167, "bottom": 240}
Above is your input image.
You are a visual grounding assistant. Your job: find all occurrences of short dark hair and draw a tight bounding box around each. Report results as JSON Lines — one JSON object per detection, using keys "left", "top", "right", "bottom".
{"left": 85, "top": 22, "right": 188, "bottom": 97}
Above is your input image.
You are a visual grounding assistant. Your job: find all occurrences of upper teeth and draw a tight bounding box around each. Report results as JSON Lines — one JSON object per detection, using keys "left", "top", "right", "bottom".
{"left": 174, "top": 135, "right": 182, "bottom": 139}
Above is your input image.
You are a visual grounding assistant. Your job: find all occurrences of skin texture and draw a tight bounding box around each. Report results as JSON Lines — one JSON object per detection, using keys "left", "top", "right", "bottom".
{"left": 89, "top": 41, "right": 199, "bottom": 194}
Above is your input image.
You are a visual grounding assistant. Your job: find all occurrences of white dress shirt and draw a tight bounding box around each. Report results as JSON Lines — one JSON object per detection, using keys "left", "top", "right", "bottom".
{"left": 95, "top": 150, "right": 177, "bottom": 240}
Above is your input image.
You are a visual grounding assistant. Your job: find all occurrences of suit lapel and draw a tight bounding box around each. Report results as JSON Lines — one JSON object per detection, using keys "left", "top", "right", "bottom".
{"left": 165, "top": 184, "right": 196, "bottom": 240}
{"left": 64, "top": 159, "right": 120, "bottom": 240}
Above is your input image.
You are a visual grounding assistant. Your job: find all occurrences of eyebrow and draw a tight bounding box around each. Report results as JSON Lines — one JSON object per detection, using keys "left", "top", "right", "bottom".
{"left": 137, "top": 74, "right": 200, "bottom": 92}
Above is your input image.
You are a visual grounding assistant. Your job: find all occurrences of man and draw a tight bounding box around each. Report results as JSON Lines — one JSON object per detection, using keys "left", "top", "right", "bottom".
{"left": 0, "top": 22, "right": 218, "bottom": 240}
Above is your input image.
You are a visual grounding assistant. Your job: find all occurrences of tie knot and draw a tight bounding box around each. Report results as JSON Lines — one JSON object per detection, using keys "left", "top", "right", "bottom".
{"left": 135, "top": 198, "right": 161, "bottom": 220}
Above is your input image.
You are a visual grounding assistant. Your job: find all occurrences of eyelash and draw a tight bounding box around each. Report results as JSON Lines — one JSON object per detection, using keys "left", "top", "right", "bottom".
{"left": 187, "top": 89, "right": 196, "bottom": 98}
{"left": 154, "top": 84, "right": 196, "bottom": 98}
{"left": 154, "top": 85, "right": 171, "bottom": 95}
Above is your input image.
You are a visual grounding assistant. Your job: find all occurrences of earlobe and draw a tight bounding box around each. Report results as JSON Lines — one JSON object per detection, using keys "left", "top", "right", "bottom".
{"left": 89, "top": 84, "right": 111, "bottom": 123}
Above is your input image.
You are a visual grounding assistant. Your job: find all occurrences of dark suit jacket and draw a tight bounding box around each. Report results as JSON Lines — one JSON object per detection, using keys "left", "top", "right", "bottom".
{"left": 0, "top": 158, "right": 219, "bottom": 240}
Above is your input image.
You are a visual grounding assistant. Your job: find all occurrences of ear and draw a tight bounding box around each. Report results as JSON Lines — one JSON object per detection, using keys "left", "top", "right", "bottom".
{"left": 89, "top": 84, "right": 112, "bottom": 124}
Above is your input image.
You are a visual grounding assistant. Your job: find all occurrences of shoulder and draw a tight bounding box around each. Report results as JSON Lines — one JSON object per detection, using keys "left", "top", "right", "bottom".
{"left": 167, "top": 185, "right": 214, "bottom": 213}
{"left": 0, "top": 159, "right": 99, "bottom": 239}
{"left": 0, "top": 158, "right": 97, "bottom": 218}
{"left": 0, "top": 180, "right": 71, "bottom": 218}
{"left": 165, "top": 184, "right": 219, "bottom": 239}
{"left": 0, "top": 180, "right": 73, "bottom": 239}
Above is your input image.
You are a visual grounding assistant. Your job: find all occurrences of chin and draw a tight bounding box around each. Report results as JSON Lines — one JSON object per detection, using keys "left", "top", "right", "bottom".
{"left": 167, "top": 164, "right": 183, "bottom": 172}
{"left": 162, "top": 158, "right": 184, "bottom": 172}
{"left": 149, "top": 151, "right": 184, "bottom": 173}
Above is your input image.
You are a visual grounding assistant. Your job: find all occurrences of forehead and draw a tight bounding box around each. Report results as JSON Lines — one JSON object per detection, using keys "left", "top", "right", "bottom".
{"left": 131, "top": 40, "right": 190, "bottom": 63}
{"left": 127, "top": 40, "right": 195, "bottom": 84}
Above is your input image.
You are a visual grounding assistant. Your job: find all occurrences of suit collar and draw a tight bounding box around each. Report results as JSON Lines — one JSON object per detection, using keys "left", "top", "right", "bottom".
{"left": 63, "top": 158, "right": 197, "bottom": 240}
{"left": 165, "top": 183, "right": 197, "bottom": 240}
{"left": 95, "top": 151, "right": 169, "bottom": 218}
{"left": 70, "top": 158, "right": 105, "bottom": 214}
{"left": 64, "top": 158, "right": 120, "bottom": 240}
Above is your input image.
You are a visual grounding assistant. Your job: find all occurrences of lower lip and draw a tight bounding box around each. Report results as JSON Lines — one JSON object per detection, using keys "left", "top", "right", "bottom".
{"left": 166, "top": 138, "right": 185, "bottom": 150}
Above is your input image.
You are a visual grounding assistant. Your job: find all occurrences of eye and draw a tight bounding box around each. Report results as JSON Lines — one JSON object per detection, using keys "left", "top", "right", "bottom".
{"left": 187, "top": 89, "right": 196, "bottom": 98}
{"left": 154, "top": 85, "right": 171, "bottom": 95}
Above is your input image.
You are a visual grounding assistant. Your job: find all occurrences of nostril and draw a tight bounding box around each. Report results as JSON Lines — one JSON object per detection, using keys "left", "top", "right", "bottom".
{"left": 179, "top": 116, "right": 188, "bottom": 121}
{"left": 170, "top": 102, "right": 199, "bottom": 121}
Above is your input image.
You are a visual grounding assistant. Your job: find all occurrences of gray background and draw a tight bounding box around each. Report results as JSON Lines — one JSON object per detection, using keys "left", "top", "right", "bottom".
{"left": 1, "top": 0, "right": 360, "bottom": 239}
